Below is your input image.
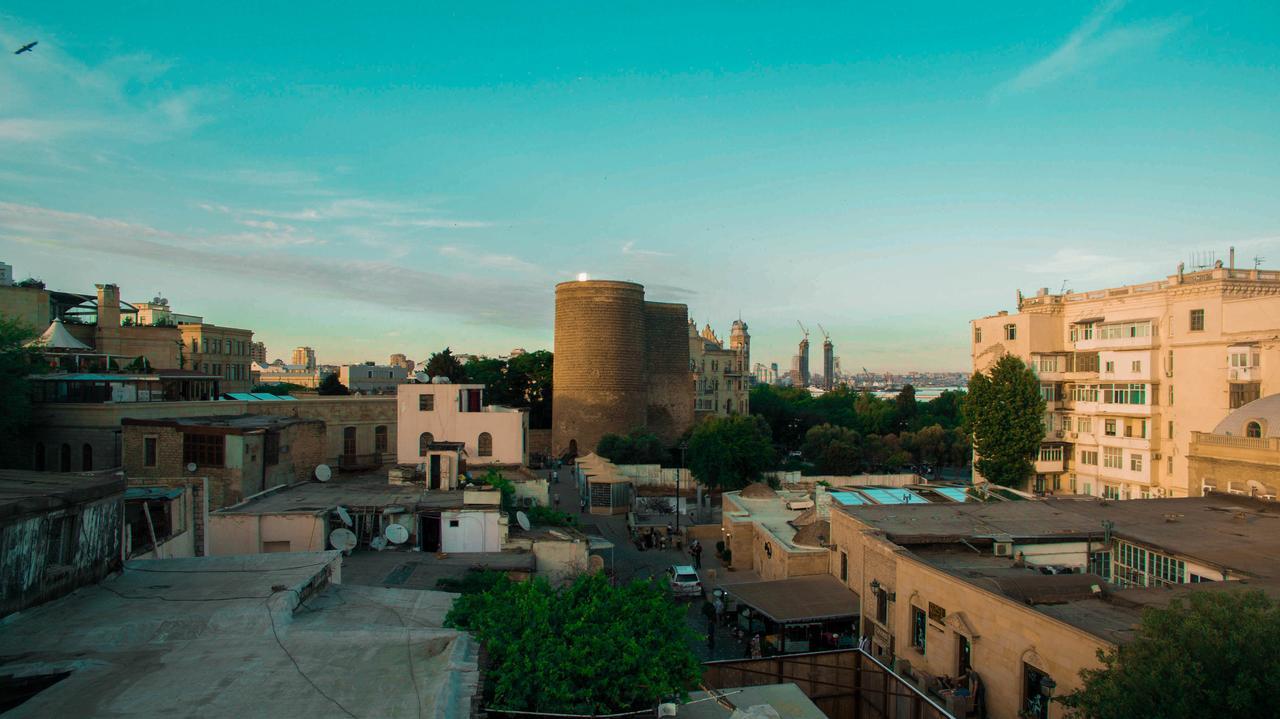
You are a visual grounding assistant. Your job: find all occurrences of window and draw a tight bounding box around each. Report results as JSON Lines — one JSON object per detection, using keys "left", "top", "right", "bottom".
{"left": 1103, "top": 485, "right": 1120, "bottom": 500}
{"left": 1077, "top": 416, "right": 1093, "bottom": 433}
{"left": 1023, "top": 665, "right": 1053, "bottom": 719}
{"left": 1167, "top": 456, "right": 1173, "bottom": 474}
{"left": 59, "top": 443, "right": 71, "bottom": 472}
{"left": 1104, "top": 419, "right": 1117, "bottom": 436}
{"left": 1168, "top": 385, "right": 1174, "bottom": 405}
{"left": 1166, "top": 350, "right": 1174, "bottom": 375}
{"left": 1230, "top": 383, "right": 1261, "bottom": 409}
{"left": 375, "top": 425, "right": 388, "bottom": 453}
{"left": 1038, "top": 446, "right": 1063, "bottom": 462}
{"left": 1103, "top": 447, "right": 1123, "bottom": 469}
{"left": 182, "top": 433, "right": 224, "bottom": 467}
{"left": 1080, "top": 450, "right": 1098, "bottom": 466}
{"left": 1104, "top": 361, "right": 1114, "bottom": 373}
{"left": 1131, "top": 360, "right": 1141, "bottom": 373}
{"left": 911, "top": 606, "right": 927, "bottom": 653}
{"left": 418, "top": 432, "right": 434, "bottom": 456}
{"left": 48, "top": 515, "right": 76, "bottom": 566}
{"left": 1130, "top": 454, "right": 1143, "bottom": 472}
{"left": 201, "top": 338, "right": 208, "bottom": 352}
{"left": 418, "top": 393, "right": 434, "bottom": 411}
{"left": 1081, "top": 323, "right": 1095, "bottom": 340}
{"left": 343, "top": 427, "right": 357, "bottom": 458}
{"left": 1168, "top": 421, "right": 1174, "bottom": 440}
{"left": 144, "top": 436, "right": 157, "bottom": 467}
{"left": 1088, "top": 551, "right": 1112, "bottom": 580}
{"left": 34, "top": 442, "right": 45, "bottom": 471}
{"left": 449, "top": 519, "right": 460, "bottom": 528}
{"left": 1189, "top": 309, "right": 1204, "bottom": 332}
{"left": 1246, "top": 422, "right": 1263, "bottom": 438}
{"left": 1097, "top": 321, "right": 1152, "bottom": 340}
{"left": 81, "top": 443, "right": 92, "bottom": 471}
{"left": 974, "top": 327, "right": 982, "bottom": 343}
{"left": 840, "top": 551, "right": 848, "bottom": 582}
{"left": 1004, "top": 324, "right": 1017, "bottom": 341}
{"left": 191, "top": 338, "right": 198, "bottom": 353}
{"left": 957, "top": 634, "right": 972, "bottom": 676}
{"left": 1230, "top": 351, "right": 1251, "bottom": 368}
{"left": 875, "top": 587, "right": 888, "bottom": 624}
{"left": 1039, "top": 384, "right": 1058, "bottom": 402}
{"left": 478, "top": 432, "right": 493, "bottom": 457}
{"left": 1114, "top": 540, "right": 1185, "bottom": 588}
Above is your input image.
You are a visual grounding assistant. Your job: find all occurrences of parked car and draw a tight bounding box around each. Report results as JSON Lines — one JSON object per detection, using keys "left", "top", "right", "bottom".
{"left": 666, "top": 564, "right": 703, "bottom": 598}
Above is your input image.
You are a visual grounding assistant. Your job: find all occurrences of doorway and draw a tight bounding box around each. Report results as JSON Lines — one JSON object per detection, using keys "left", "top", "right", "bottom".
{"left": 420, "top": 514, "right": 441, "bottom": 552}
{"left": 429, "top": 455, "right": 442, "bottom": 490}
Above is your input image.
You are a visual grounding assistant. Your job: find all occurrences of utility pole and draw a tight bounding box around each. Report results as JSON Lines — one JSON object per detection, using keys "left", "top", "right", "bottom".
{"left": 677, "top": 441, "right": 688, "bottom": 537}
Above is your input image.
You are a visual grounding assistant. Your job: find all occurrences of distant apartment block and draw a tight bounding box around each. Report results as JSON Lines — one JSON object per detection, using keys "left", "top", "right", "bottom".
{"left": 250, "top": 341, "right": 267, "bottom": 364}
{"left": 971, "top": 259, "right": 1280, "bottom": 499}
{"left": 388, "top": 352, "right": 415, "bottom": 371}
{"left": 339, "top": 363, "right": 409, "bottom": 394}
{"left": 396, "top": 382, "right": 528, "bottom": 468}
{"left": 291, "top": 346, "right": 317, "bottom": 370}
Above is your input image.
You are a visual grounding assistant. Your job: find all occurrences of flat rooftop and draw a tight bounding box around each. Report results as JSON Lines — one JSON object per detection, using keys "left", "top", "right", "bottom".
{"left": 0, "top": 469, "right": 125, "bottom": 521}
{"left": 0, "top": 552, "right": 477, "bottom": 717}
{"left": 841, "top": 494, "right": 1280, "bottom": 578}
{"left": 214, "top": 474, "right": 483, "bottom": 514}
{"left": 122, "top": 414, "right": 321, "bottom": 431}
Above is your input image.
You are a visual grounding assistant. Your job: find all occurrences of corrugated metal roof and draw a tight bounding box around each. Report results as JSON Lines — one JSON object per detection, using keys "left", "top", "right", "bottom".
{"left": 126, "top": 487, "right": 185, "bottom": 500}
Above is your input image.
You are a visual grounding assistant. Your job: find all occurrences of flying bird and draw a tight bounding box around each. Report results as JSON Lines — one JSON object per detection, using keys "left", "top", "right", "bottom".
{"left": 15, "top": 41, "right": 38, "bottom": 55}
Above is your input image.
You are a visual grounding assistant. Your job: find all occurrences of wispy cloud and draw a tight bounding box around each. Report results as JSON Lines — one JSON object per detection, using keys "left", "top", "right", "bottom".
{"left": 388, "top": 218, "right": 495, "bottom": 229}
{"left": 0, "top": 201, "right": 547, "bottom": 326}
{"left": 995, "top": 0, "right": 1183, "bottom": 95}
{"left": 621, "top": 240, "right": 672, "bottom": 257}
{"left": 438, "top": 245, "right": 538, "bottom": 271}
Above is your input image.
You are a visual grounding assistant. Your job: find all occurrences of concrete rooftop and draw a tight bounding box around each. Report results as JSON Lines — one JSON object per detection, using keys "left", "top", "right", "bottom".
{"left": 0, "top": 551, "right": 477, "bottom": 718}
{"left": 0, "top": 469, "right": 125, "bottom": 521}
{"left": 214, "top": 474, "right": 476, "bottom": 515}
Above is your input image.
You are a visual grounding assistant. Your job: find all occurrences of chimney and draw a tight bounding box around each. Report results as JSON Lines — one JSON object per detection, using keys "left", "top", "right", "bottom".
{"left": 95, "top": 283, "right": 121, "bottom": 327}
{"left": 1230, "top": 246, "right": 1236, "bottom": 271}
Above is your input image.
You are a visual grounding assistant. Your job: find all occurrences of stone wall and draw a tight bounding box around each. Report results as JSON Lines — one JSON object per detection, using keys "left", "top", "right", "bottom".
{"left": 643, "top": 301, "right": 695, "bottom": 445}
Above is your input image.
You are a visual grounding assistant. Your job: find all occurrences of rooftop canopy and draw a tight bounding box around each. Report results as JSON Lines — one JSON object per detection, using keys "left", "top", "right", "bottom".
{"left": 725, "top": 575, "right": 858, "bottom": 623}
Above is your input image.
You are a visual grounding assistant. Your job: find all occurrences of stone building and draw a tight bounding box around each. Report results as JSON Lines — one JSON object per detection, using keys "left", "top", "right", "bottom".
{"left": 552, "top": 279, "right": 694, "bottom": 456}
{"left": 388, "top": 352, "right": 415, "bottom": 371}
{"left": 291, "top": 346, "right": 317, "bottom": 369}
{"left": 249, "top": 341, "right": 267, "bottom": 364}
{"left": 179, "top": 322, "right": 254, "bottom": 393}
{"left": 971, "top": 260, "right": 1280, "bottom": 499}
{"left": 828, "top": 494, "right": 1280, "bottom": 719}
{"left": 122, "top": 414, "right": 326, "bottom": 510}
{"left": 690, "top": 318, "right": 751, "bottom": 418}
{"left": 1189, "top": 393, "right": 1280, "bottom": 498}
{"left": 340, "top": 363, "right": 410, "bottom": 394}
{"left": 396, "top": 382, "right": 528, "bottom": 468}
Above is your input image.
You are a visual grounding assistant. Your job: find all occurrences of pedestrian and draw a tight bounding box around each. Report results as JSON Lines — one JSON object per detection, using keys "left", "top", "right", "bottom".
{"left": 580, "top": 496, "right": 588, "bottom": 512}
{"left": 750, "top": 634, "right": 762, "bottom": 659}
{"left": 551, "top": 469, "right": 558, "bottom": 484}
{"left": 713, "top": 595, "right": 724, "bottom": 625}
{"left": 691, "top": 541, "right": 703, "bottom": 569}
{"left": 554, "top": 494, "right": 561, "bottom": 509}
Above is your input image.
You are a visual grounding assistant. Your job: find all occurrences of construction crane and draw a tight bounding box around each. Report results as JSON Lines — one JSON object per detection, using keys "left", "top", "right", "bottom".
{"left": 796, "top": 320, "right": 809, "bottom": 339}
{"left": 817, "top": 323, "right": 829, "bottom": 341}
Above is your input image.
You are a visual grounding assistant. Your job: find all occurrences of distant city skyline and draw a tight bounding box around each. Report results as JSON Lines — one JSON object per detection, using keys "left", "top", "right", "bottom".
{"left": 2, "top": 3, "right": 1277, "bottom": 371}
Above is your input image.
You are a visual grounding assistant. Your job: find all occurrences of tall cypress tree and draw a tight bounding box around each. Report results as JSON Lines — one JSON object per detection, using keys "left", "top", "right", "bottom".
{"left": 967, "top": 354, "right": 1045, "bottom": 487}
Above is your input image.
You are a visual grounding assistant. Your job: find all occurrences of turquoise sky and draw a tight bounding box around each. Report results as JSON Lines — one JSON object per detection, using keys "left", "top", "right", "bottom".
{"left": 1, "top": 2, "right": 1277, "bottom": 371}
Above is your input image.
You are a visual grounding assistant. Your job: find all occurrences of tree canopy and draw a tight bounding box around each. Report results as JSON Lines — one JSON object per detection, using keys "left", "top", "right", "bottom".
{"left": 0, "top": 317, "right": 45, "bottom": 465}
{"left": 424, "top": 347, "right": 467, "bottom": 383}
{"left": 316, "top": 373, "right": 349, "bottom": 395}
{"left": 596, "top": 428, "right": 669, "bottom": 465}
{"left": 1060, "top": 590, "right": 1280, "bottom": 719}
{"left": 462, "top": 350, "right": 553, "bottom": 429}
{"left": 966, "top": 354, "right": 1044, "bottom": 486}
{"left": 446, "top": 572, "right": 699, "bottom": 714}
{"left": 686, "top": 414, "right": 777, "bottom": 490}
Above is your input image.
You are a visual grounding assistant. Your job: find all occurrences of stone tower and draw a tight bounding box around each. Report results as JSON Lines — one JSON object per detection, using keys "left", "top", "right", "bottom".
{"left": 730, "top": 318, "right": 750, "bottom": 373}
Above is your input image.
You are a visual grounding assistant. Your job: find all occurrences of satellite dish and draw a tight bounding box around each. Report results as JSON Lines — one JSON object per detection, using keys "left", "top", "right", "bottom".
{"left": 370, "top": 535, "right": 388, "bottom": 551}
{"left": 186, "top": 463, "right": 197, "bottom": 473}
{"left": 315, "top": 464, "right": 332, "bottom": 482}
{"left": 385, "top": 523, "right": 409, "bottom": 544}
{"left": 516, "top": 511, "right": 531, "bottom": 531}
{"left": 329, "top": 528, "right": 357, "bottom": 552}
{"left": 335, "top": 506, "right": 352, "bottom": 527}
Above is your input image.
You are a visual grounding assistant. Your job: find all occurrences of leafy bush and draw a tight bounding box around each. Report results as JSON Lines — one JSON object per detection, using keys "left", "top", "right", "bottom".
{"left": 527, "top": 505, "right": 578, "bottom": 527}
{"left": 436, "top": 570, "right": 508, "bottom": 595}
{"left": 446, "top": 572, "right": 700, "bottom": 713}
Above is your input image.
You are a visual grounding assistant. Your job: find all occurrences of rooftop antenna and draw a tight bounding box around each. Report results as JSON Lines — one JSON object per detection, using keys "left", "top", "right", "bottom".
{"left": 1255, "top": 256, "right": 1266, "bottom": 270}
{"left": 1059, "top": 280, "right": 1070, "bottom": 294}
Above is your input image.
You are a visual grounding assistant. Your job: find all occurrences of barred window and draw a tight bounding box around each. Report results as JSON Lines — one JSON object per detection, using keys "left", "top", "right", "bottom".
{"left": 478, "top": 432, "right": 493, "bottom": 457}
{"left": 183, "top": 433, "right": 224, "bottom": 467}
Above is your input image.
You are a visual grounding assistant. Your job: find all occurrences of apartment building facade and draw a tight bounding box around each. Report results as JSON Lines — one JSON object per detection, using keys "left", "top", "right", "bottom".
{"left": 972, "top": 262, "right": 1280, "bottom": 499}
{"left": 690, "top": 319, "right": 751, "bottom": 418}
{"left": 179, "top": 323, "right": 255, "bottom": 393}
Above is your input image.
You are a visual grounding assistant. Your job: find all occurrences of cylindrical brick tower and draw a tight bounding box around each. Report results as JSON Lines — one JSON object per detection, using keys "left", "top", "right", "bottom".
{"left": 553, "top": 280, "right": 648, "bottom": 457}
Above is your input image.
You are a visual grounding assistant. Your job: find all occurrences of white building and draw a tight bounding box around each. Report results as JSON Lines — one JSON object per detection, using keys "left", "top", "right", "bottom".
{"left": 396, "top": 381, "right": 528, "bottom": 468}
{"left": 339, "top": 363, "right": 410, "bottom": 394}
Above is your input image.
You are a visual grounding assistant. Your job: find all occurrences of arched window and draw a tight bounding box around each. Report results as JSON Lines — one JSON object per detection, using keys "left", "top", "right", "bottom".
{"left": 342, "top": 427, "right": 357, "bottom": 459}
{"left": 82, "top": 443, "right": 93, "bottom": 471}
{"left": 374, "top": 425, "right": 388, "bottom": 454}
{"left": 60, "top": 443, "right": 72, "bottom": 472}
{"left": 34, "top": 442, "right": 45, "bottom": 471}
{"left": 419, "top": 432, "right": 434, "bottom": 456}
{"left": 1246, "top": 421, "right": 1263, "bottom": 438}
{"left": 478, "top": 432, "right": 493, "bottom": 457}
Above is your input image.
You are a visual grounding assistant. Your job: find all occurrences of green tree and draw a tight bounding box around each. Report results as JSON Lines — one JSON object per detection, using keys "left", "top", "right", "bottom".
{"left": 967, "top": 355, "right": 1044, "bottom": 487}
{"left": 252, "top": 382, "right": 308, "bottom": 396}
{"left": 0, "top": 317, "right": 45, "bottom": 465}
{"left": 424, "top": 347, "right": 467, "bottom": 383}
{"left": 895, "top": 383, "right": 917, "bottom": 430}
{"left": 1059, "top": 590, "right": 1280, "bottom": 719}
{"left": 596, "top": 428, "right": 668, "bottom": 465}
{"left": 686, "top": 414, "right": 777, "bottom": 490}
{"left": 446, "top": 572, "right": 699, "bottom": 713}
{"left": 507, "top": 350, "right": 553, "bottom": 429}
{"left": 316, "top": 373, "right": 349, "bottom": 396}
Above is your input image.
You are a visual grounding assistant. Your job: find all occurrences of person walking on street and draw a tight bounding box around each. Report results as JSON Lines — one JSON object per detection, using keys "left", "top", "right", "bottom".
{"left": 713, "top": 595, "right": 725, "bottom": 626}
{"left": 691, "top": 540, "right": 703, "bottom": 569}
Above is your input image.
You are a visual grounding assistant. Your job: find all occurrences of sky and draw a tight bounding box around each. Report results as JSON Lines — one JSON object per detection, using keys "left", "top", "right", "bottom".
{"left": 1, "top": 1, "right": 1277, "bottom": 372}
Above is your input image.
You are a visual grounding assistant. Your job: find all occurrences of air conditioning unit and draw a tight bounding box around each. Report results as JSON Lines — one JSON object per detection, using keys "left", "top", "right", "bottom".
{"left": 1055, "top": 430, "right": 1065, "bottom": 439}
{"left": 1153, "top": 453, "right": 1161, "bottom": 459}
{"left": 994, "top": 542, "right": 1013, "bottom": 557}
{"left": 1069, "top": 432, "right": 1079, "bottom": 439}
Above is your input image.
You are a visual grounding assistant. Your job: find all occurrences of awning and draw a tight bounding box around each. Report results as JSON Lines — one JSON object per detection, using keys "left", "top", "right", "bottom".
{"left": 587, "top": 536, "right": 614, "bottom": 551}
{"left": 725, "top": 575, "right": 858, "bottom": 623}
{"left": 1071, "top": 317, "right": 1104, "bottom": 325}
{"left": 27, "top": 319, "right": 93, "bottom": 351}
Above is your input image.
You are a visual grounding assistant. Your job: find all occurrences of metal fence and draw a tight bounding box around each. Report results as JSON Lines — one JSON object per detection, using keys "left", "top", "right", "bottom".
{"left": 701, "top": 649, "right": 954, "bottom": 719}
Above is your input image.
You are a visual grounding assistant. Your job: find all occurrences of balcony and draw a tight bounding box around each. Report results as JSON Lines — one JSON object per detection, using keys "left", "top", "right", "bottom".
{"left": 1228, "top": 366, "right": 1259, "bottom": 382}
{"left": 1035, "top": 457, "right": 1066, "bottom": 474}
{"left": 1075, "top": 335, "right": 1154, "bottom": 352}
{"left": 1190, "top": 432, "right": 1280, "bottom": 464}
